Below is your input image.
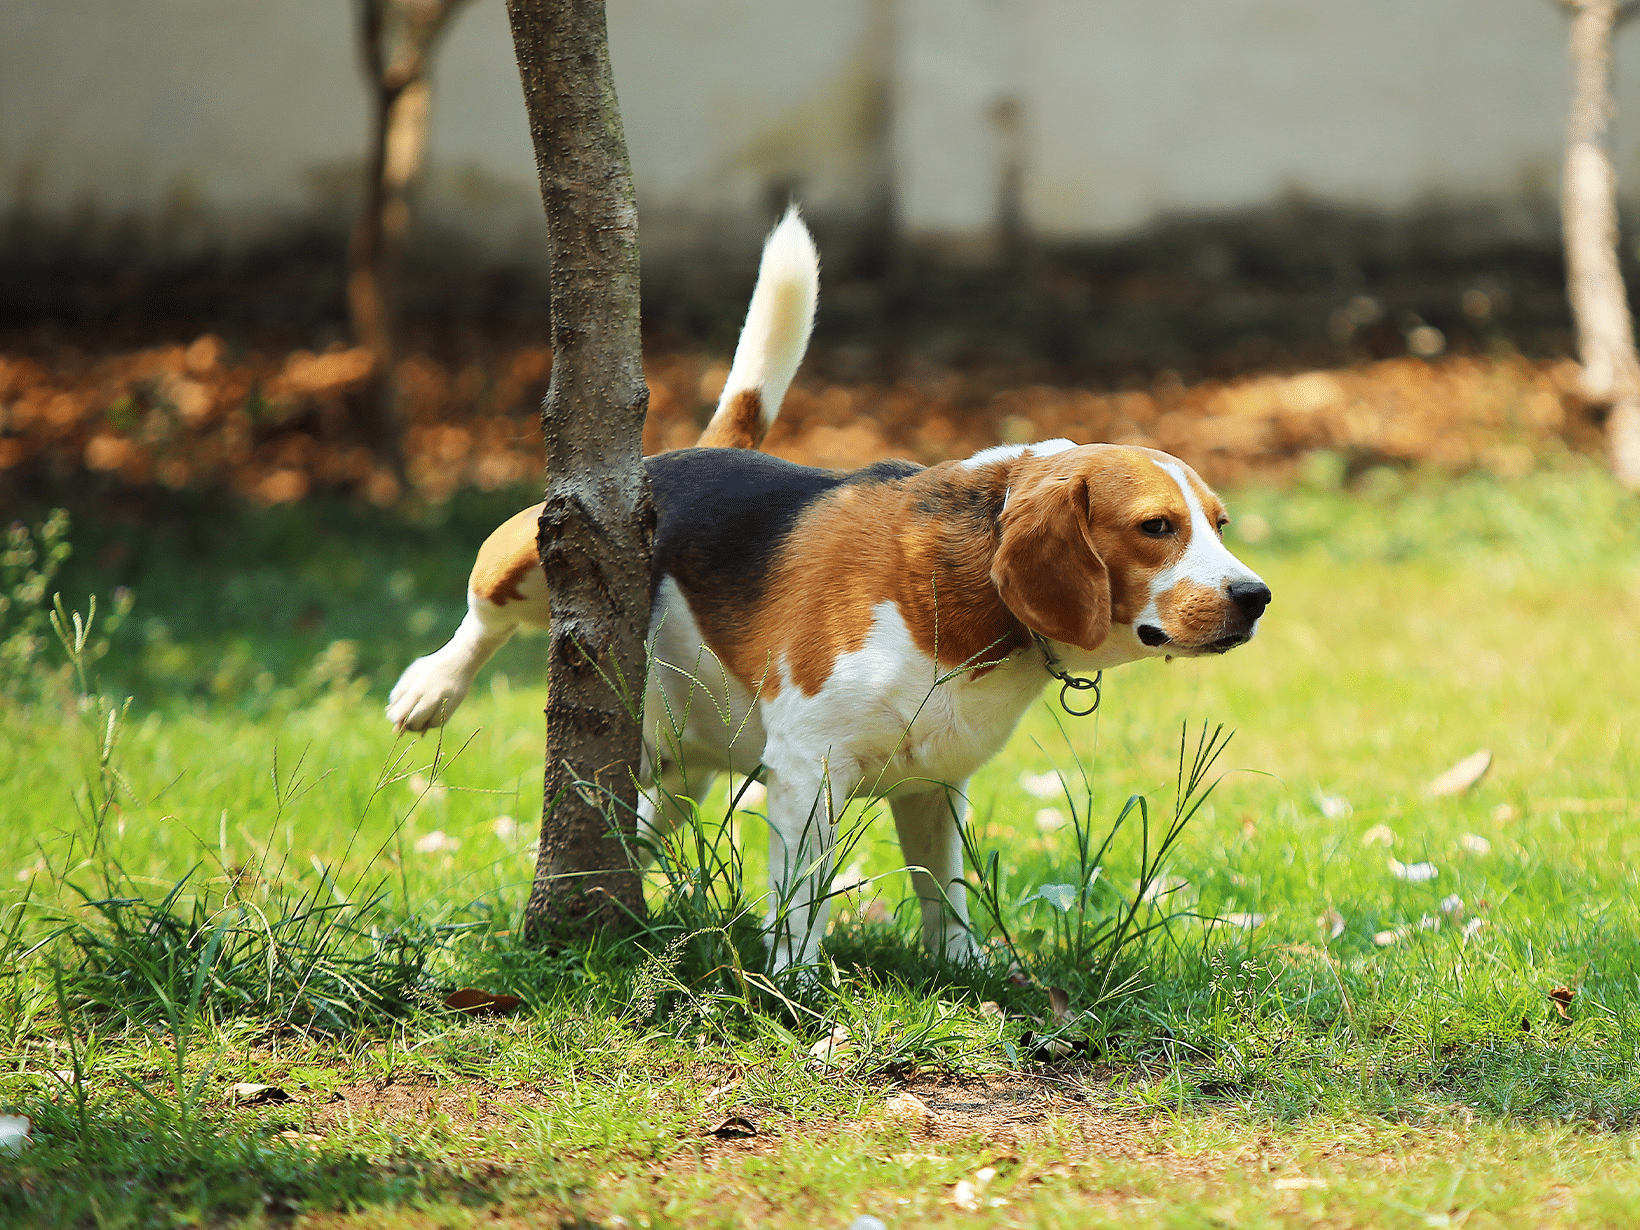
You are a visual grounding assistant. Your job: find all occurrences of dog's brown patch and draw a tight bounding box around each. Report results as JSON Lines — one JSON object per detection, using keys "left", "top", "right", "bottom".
{"left": 696, "top": 388, "right": 764, "bottom": 450}
{"left": 991, "top": 458, "right": 1110, "bottom": 652}
{"left": 1079, "top": 449, "right": 1196, "bottom": 625}
{"left": 678, "top": 462, "right": 1031, "bottom": 698}
{"left": 470, "top": 503, "right": 544, "bottom": 606}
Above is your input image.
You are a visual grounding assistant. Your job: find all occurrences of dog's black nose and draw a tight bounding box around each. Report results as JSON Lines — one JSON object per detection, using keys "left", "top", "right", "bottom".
{"left": 1228, "top": 580, "right": 1271, "bottom": 620}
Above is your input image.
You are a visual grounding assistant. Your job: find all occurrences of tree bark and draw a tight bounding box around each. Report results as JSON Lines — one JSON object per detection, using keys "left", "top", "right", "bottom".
{"left": 1562, "top": 0, "right": 1640, "bottom": 489}
{"left": 348, "top": 0, "right": 468, "bottom": 483}
{"left": 506, "top": 0, "right": 653, "bottom": 939}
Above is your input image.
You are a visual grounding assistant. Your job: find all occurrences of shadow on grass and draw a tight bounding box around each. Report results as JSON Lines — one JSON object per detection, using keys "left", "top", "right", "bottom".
{"left": 2, "top": 1100, "right": 514, "bottom": 1227}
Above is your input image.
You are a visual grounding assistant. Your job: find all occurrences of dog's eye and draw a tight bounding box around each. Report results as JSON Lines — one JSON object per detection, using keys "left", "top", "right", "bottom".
{"left": 1140, "top": 518, "right": 1174, "bottom": 537}
{"left": 1216, "top": 517, "right": 1229, "bottom": 536}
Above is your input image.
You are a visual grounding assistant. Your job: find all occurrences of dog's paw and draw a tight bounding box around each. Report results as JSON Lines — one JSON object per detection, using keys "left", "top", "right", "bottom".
{"left": 939, "top": 930, "right": 982, "bottom": 965}
{"left": 386, "top": 652, "right": 471, "bottom": 732}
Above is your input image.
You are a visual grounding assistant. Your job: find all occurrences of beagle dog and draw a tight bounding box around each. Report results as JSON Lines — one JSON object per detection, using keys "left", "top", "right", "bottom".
{"left": 388, "top": 209, "right": 1270, "bottom": 970}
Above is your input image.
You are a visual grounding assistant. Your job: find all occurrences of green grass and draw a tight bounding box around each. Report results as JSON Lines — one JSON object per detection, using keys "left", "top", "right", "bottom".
{"left": 3, "top": 459, "right": 1640, "bottom": 1226}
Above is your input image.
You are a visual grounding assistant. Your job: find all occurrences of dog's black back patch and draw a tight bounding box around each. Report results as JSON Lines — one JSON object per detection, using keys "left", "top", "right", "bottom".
{"left": 645, "top": 448, "right": 921, "bottom": 609}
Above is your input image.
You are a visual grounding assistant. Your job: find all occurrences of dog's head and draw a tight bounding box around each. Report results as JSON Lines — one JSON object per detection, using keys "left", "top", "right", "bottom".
{"left": 990, "top": 443, "right": 1270, "bottom": 660}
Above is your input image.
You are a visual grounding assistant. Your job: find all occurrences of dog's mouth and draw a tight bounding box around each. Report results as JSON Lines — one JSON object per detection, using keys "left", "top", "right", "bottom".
{"left": 1136, "top": 624, "right": 1253, "bottom": 655}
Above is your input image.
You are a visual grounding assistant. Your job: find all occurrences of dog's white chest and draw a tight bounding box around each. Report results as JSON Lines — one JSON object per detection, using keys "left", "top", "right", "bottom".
{"left": 759, "top": 602, "right": 1044, "bottom": 796}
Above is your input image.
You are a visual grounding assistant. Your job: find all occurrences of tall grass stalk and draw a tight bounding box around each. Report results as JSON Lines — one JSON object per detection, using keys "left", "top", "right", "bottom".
{"left": 961, "top": 722, "right": 1231, "bottom": 1023}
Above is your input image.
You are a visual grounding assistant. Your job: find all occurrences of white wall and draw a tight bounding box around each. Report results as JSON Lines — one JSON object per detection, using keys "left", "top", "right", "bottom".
{"left": 0, "top": 0, "right": 884, "bottom": 256}
{"left": 1022, "top": 0, "right": 1583, "bottom": 238}
{"left": 3, "top": 0, "right": 1640, "bottom": 255}
{"left": 891, "top": 0, "right": 1025, "bottom": 248}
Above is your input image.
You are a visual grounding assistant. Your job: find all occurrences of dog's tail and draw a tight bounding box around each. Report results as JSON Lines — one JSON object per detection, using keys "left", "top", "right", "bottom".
{"left": 696, "top": 206, "right": 819, "bottom": 450}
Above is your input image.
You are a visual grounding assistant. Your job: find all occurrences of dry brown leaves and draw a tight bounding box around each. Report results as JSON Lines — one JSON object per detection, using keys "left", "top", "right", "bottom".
{"left": 443, "top": 987, "right": 524, "bottom": 1015}
{"left": 0, "top": 331, "right": 1602, "bottom": 506}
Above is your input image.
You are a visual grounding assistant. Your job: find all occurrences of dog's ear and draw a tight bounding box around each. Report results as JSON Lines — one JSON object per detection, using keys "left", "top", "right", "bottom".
{"left": 990, "top": 463, "right": 1111, "bottom": 652}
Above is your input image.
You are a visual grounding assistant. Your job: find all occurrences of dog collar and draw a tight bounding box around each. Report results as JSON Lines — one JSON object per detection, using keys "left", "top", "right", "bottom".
{"left": 1031, "top": 633, "right": 1103, "bottom": 717}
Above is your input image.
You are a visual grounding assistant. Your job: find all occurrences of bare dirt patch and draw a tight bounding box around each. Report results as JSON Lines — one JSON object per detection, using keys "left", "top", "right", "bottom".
{"left": 304, "top": 1075, "right": 534, "bottom": 1137}
{"left": 288, "top": 1071, "right": 1162, "bottom": 1159}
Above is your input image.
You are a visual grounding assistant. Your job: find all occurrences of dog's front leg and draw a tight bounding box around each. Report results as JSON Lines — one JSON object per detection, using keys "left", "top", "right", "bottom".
{"left": 762, "top": 762, "right": 849, "bottom": 973}
{"left": 891, "top": 785, "right": 979, "bottom": 962}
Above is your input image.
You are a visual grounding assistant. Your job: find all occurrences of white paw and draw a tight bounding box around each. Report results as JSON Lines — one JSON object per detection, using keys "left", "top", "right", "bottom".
{"left": 933, "top": 927, "right": 981, "bottom": 964}
{"left": 386, "top": 652, "right": 472, "bottom": 732}
{"left": 765, "top": 926, "right": 825, "bottom": 977}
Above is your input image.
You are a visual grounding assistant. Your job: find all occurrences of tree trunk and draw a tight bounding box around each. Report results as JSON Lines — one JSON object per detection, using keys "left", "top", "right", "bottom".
{"left": 348, "top": 0, "right": 467, "bottom": 485}
{"left": 1563, "top": 0, "right": 1640, "bottom": 490}
{"left": 506, "top": 0, "right": 653, "bottom": 940}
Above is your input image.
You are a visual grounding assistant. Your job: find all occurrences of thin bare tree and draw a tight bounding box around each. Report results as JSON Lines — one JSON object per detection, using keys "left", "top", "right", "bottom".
{"left": 1560, "top": 0, "right": 1640, "bottom": 489}
{"left": 505, "top": 0, "right": 653, "bottom": 939}
{"left": 349, "top": 0, "right": 472, "bottom": 479}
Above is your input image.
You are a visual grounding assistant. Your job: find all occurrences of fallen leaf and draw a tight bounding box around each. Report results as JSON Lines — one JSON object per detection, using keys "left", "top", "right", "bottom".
{"left": 1373, "top": 928, "right": 1404, "bottom": 947}
{"left": 1461, "top": 917, "right": 1486, "bottom": 941}
{"left": 1273, "top": 1176, "right": 1327, "bottom": 1190}
{"left": 707, "top": 1115, "right": 757, "bottom": 1139}
{"left": 950, "top": 1165, "right": 999, "bottom": 1211}
{"left": 704, "top": 1077, "right": 741, "bottom": 1104}
{"left": 413, "top": 828, "right": 459, "bottom": 854}
{"left": 1388, "top": 858, "right": 1439, "bottom": 883}
{"left": 1035, "top": 882, "right": 1077, "bottom": 912}
{"left": 0, "top": 1115, "right": 30, "bottom": 1154}
{"left": 1361, "top": 824, "right": 1397, "bottom": 847}
{"left": 1492, "top": 803, "right": 1518, "bottom": 822}
{"left": 1025, "top": 1032, "right": 1079, "bottom": 1061}
{"left": 885, "top": 1091, "right": 931, "bottom": 1120}
{"left": 1019, "top": 771, "right": 1065, "bottom": 799}
{"left": 809, "top": 1025, "right": 853, "bottom": 1066}
{"left": 1459, "top": 833, "right": 1492, "bottom": 854}
{"left": 1321, "top": 907, "right": 1345, "bottom": 939}
{"left": 1220, "top": 912, "right": 1268, "bottom": 930}
{"left": 1034, "top": 807, "right": 1068, "bottom": 833}
{"left": 231, "top": 1082, "right": 291, "bottom": 1105}
{"left": 1439, "top": 894, "right": 1465, "bottom": 918}
{"left": 978, "top": 1000, "right": 1003, "bottom": 1018}
{"left": 1317, "top": 793, "right": 1352, "bottom": 819}
{"left": 1424, "top": 749, "right": 1491, "bottom": 797}
{"left": 1549, "top": 986, "right": 1576, "bottom": 1020}
{"left": 444, "top": 987, "right": 523, "bottom": 1014}
{"left": 1047, "top": 987, "right": 1073, "bottom": 1026}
